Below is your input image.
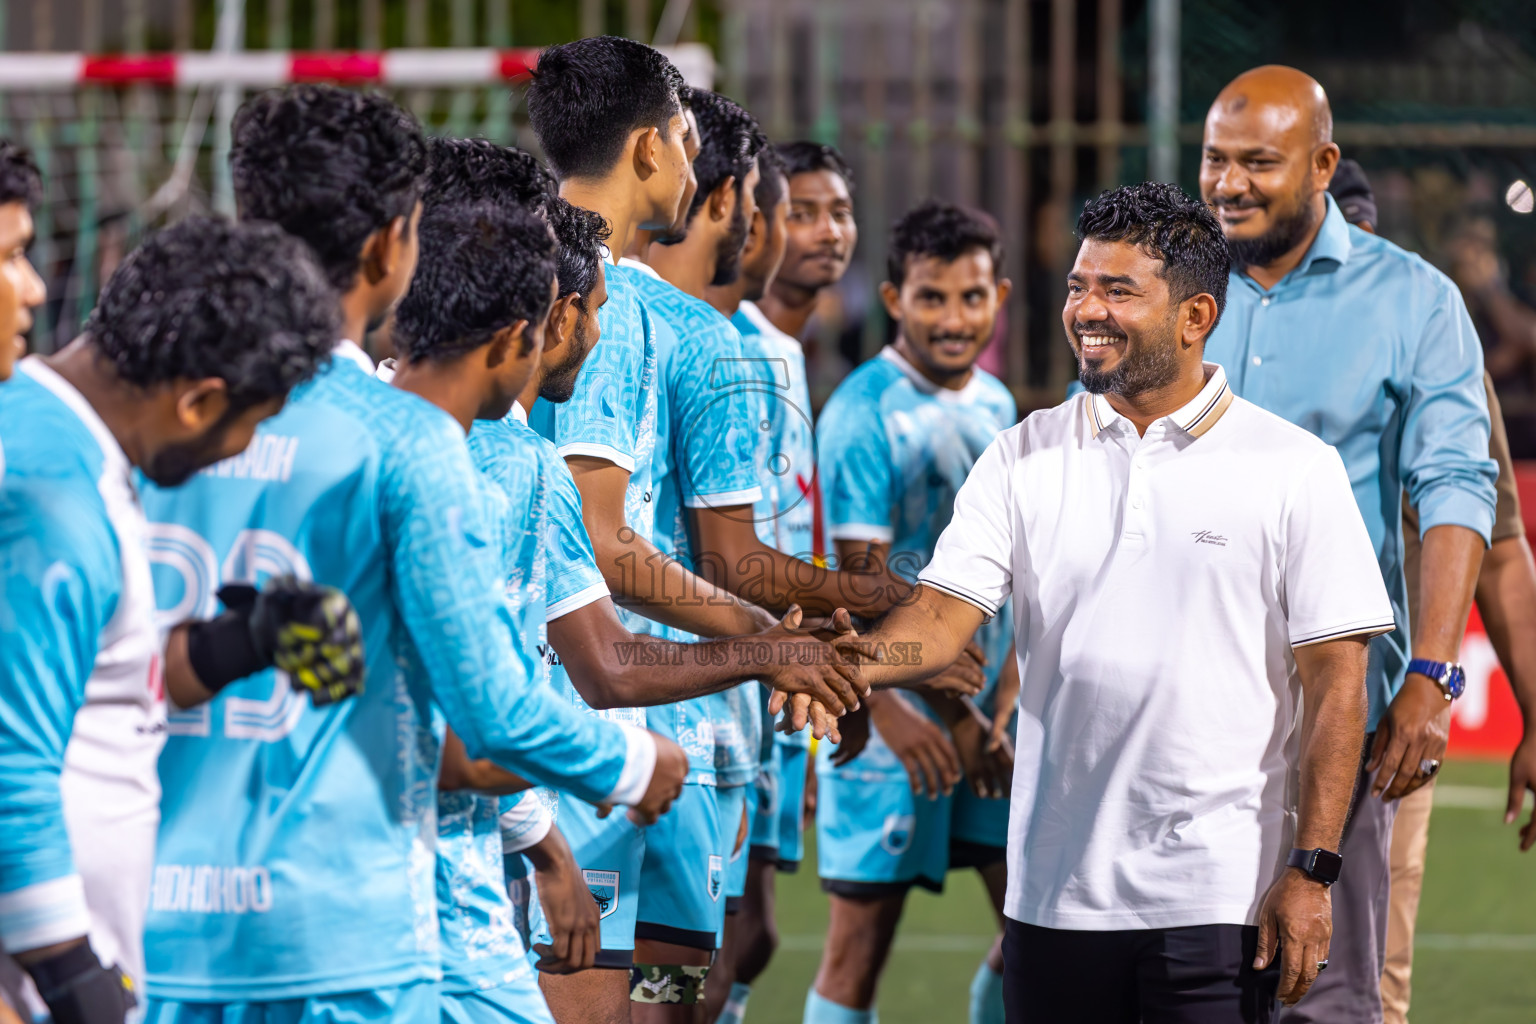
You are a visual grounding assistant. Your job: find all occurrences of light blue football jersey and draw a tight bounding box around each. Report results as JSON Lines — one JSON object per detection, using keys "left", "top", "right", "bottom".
{"left": 433, "top": 782, "right": 529, "bottom": 994}
{"left": 428, "top": 470, "right": 545, "bottom": 997}
{"left": 0, "top": 365, "right": 132, "bottom": 952}
{"left": 733, "top": 301, "right": 821, "bottom": 755}
{"left": 817, "top": 347, "right": 1018, "bottom": 777}
{"left": 732, "top": 301, "right": 820, "bottom": 563}
{"left": 530, "top": 260, "right": 661, "bottom": 629}
{"left": 139, "top": 354, "right": 637, "bottom": 1001}
{"left": 472, "top": 408, "right": 634, "bottom": 730}
{"left": 627, "top": 268, "right": 765, "bottom": 788}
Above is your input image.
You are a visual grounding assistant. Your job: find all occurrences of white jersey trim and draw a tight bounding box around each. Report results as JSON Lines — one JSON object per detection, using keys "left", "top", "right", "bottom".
{"left": 499, "top": 799, "right": 555, "bottom": 855}
{"left": 546, "top": 582, "right": 611, "bottom": 623}
{"left": 736, "top": 301, "right": 802, "bottom": 350}
{"left": 555, "top": 442, "right": 636, "bottom": 474}
{"left": 332, "top": 339, "right": 375, "bottom": 374}
{"left": 683, "top": 486, "right": 764, "bottom": 509}
{"left": 606, "top": 723, "right": 658, "bottom": 807}
{"left": 879, "top": 346, "right": 993, "bottom": 406}
{"left": 0, "top": 873, "right": 91, "bottom": 951}
{"left": 616, "top": 256, "right": 661, "bottom": 280}
{"left": 19, "top": 358, "right": 129, "bottom": 478}
{"left": 827, "top": 522, "right": 895, "bottom": 543}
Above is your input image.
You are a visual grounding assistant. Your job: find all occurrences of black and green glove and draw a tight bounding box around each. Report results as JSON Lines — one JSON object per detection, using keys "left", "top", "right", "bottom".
{"left": 187, "top": 576, "right": 365, "bottom": 706}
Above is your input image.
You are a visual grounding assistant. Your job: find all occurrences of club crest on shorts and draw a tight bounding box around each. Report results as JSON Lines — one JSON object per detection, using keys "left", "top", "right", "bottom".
{"left": 584, "top": 869, "right": 619, "bottom": 919}
{"left": 707, "top": 855, "right": 724, "bottom": 902}
{"left": 880, "top": 813, "right": 916, "bottom": 856}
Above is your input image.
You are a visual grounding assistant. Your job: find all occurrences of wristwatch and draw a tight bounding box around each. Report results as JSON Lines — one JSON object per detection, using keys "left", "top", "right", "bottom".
{"left": 1287, "top": 847, "right": 1343, "bottom": 887}
{"left": 1407, "top": 658, "right": 1467, "bottom": 701}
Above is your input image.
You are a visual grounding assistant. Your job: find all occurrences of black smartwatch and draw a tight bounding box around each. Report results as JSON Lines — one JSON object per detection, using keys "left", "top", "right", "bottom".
{"left": 1287, "top": 847, "right": 1343, "bottom": 887}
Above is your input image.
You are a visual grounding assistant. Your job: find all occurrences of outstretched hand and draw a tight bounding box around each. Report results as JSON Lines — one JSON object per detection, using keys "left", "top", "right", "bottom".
{"left": 758, "top": 605, "right": 867, "bottom": 716}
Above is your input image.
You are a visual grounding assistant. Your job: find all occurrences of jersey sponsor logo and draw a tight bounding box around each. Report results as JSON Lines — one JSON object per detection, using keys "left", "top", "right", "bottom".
{"left": 584, "top": 869, "right": 620, "bottom": 920}
{"left": 880, "top": 813, "right": 916, "bottom": 856}
{"left": 707, "top": 855, "right": 724, "bottom": 902}
{"left": 151, "top": 864, "right": 274, "bottom": 914}
{"left": 200, "top": 433, "right": 300, "bottom": 483}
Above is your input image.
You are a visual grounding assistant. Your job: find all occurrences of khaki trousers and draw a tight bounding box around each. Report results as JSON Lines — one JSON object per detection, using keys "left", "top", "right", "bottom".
{"left": 1381, "top": 778, "right": 1437, "bottom": 1024}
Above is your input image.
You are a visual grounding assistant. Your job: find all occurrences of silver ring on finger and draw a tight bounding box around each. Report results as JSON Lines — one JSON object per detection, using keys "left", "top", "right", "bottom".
{"left": 1316, "top": 960, "right": 1329, "bottom": 972}
{"left": 1418, "top": 758, "right": 1441, "bottom": 778}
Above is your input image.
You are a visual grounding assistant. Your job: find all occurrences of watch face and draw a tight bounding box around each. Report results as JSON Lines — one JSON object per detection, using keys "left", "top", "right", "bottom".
{"left": 1312, "top": 848, "right": 1344, "bottom": 884}
{"left": 1446, "top": 665, "right": 1467, "bottom": 699}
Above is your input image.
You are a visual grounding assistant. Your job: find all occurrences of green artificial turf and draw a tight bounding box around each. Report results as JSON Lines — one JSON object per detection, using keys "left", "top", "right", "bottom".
{"left": 747, "top": 759, "right": 1536, "bottom": 1023}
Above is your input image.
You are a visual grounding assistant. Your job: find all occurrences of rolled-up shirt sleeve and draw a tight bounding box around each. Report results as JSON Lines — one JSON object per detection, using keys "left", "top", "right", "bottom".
{"left": 1401, "top": 275, "right": 1499, "bottom": 544}
{"left": 917, "top": 432, "right": 1017, "bottom": 618}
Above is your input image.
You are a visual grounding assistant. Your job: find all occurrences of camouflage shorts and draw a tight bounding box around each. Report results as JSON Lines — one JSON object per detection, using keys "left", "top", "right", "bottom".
{"left": 630, "top": 963, "right": 711, "bottom": 1004}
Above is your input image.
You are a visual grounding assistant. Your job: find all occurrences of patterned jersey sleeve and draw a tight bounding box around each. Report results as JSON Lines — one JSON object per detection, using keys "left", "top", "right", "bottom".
{"left": 541, "top": 448, "right": 610, "bottom": 621}
{"left": 377, "top": 409, "right": 641, "bottom": 807}
{"left": 672, "top": 321, "right": 763, "bottom": 509}
{"left": 548, "top": 279, "right": 650, "bottom": 472}
{"left": 0, "top": 482, "right": 118, "bottom": 951}
{"left": 817, "top": 381, "right": 896, "bottom": 543}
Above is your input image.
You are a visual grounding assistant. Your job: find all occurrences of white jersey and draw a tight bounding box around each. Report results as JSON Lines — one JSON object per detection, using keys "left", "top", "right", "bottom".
{"left": 9, "top": 359, "right": 166, "bottom": 992}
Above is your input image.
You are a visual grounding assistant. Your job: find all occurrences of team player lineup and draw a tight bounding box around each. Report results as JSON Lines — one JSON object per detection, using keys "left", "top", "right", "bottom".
{"left": 0, "top": 31, "right": 1515, "bottom": 1024}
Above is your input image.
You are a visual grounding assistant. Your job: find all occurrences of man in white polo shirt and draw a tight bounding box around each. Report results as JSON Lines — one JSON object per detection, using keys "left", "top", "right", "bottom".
{"left": 834, "top": 182, "right": 1394, "bottom": 1022}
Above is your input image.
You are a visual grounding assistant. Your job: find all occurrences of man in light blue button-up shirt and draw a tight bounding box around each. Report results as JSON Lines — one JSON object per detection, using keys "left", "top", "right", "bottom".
{"left": 1200, "top": 65, "right": 1498, "bottom": 1024}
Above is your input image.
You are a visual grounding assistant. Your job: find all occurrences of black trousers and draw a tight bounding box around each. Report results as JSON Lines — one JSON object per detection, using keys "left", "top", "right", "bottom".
{"left": 1003, "top": 917, "right": 1281, "bottom": 1023}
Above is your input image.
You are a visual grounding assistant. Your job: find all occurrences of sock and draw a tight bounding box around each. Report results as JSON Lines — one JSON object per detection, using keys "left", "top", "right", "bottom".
{"left": 718, "top": 981, "right": 752, "bottom": 1024}
{"left": 969, "top": 961, "right": 1004, "bottom": 1024}
{"left": 803, "top": 988, "right": 876, "bottom": 1024}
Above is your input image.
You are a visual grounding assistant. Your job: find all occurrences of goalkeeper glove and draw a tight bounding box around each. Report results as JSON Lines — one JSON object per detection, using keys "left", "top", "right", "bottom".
{"left": 186, "top": 576, "right": 365, "bottom": 706}
{"left": 25, "top": 943, "right": 135, "bottom": 1024}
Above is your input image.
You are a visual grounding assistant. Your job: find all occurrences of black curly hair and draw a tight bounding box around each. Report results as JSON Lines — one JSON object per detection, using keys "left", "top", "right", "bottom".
{"left": 546, "top": 199, "right": 611, "bottom": 311}
{"left": 85, "top": 216, "right": 338, "bottom": 409}
{"left": 392, "top": 199, "right": 559, "bottom": 362}
{"left": 887, "top": 199, "right": 1004, "bottom": 288}
{"left": 682, "top": 87, "right": 767, "bottom": 221}
{"left": 1076, "top": 182, "right": 1229, "bottom": 323}
{"left": 0, "top": 141, "right": 42, "bottom": 207}
{"left": 230, "top": 85, "right": 428, "bottom": 292}
{"left": 526, "top": 36, "right": 686, "bottom": 181}
{"left": 425, "top": 136, "right": 556, "bottom": 209}
{"left": 754, "top": 143, "right": 788, "bottom": 219}
{"left": 423, "top": 137, "right": 609, "bottom": 309}
{"left": 776, "top": 140, "right": 854, "bottom": 195}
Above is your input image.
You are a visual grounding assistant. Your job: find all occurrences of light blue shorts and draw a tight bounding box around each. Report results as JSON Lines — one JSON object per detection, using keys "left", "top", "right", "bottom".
{"left": 815, "top": 758, "right": 951, "bottom": 894}
{"left": 529, "top": 792, "right": 645, "bottom": 967}
{"left": 145, "top": 982, "right": 438, "bottom": 1024}
{"left": 950, "top": 785, "right": 1010, "bottom": 852}
{"left": 440, "top": 974, "right": 554, "bottom": 1024}
{"left": 749, "top": 739, "right": 810, "bottom": 869}
{"left": 718, "top": 783, "right": 751, "bottom": 923}
{"left": 635, "top": 782, "right": 723, "bottom": 950}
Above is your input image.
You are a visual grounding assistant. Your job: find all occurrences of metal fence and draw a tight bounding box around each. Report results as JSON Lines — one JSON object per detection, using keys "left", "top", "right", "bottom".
{"left": 3, "top": 0, "right": 1535, "bottom": 418}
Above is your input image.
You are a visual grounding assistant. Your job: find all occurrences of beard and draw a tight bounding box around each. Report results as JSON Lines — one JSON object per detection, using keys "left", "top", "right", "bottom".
{"left": 539, "top": 316, "right": 592, "bottom": 404}
{"left": 142, "top": 422, "right": 240, "bottom": 487}
{"left": 654, "top": 219, "right": 690, "bottom": 246}
{"left": 709, "top": 202, "right": 751, "bottom": 287}
{"left": 1220, "top": 183, "right": 1321, "bottom": 268}
{"left": 1073, "top": 316, "right": 1182, "bottom": 398}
